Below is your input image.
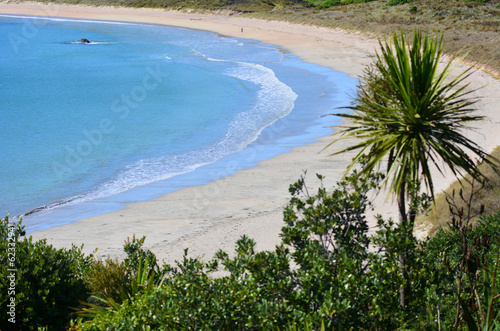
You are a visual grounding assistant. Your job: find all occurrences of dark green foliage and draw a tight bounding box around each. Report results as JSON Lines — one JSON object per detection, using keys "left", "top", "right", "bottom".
{"left": 77, "top": 172, "right": 429, "bottom": 330}
{"left": 79, "top": 234, "right": 162, "bottom": 321}
{"left": 283, "top": 171, "right": 378, "bottom": 270}
{"left": 423, "top": 212, "right": 500, "bottom": 329}
{"left": 122, "top": 234, "right": 158, "bottom": 274}
{"left": 282, "top": 172, "right": 382, "bottom": 328}
{"left": 79, "top": 239, "right": 297, "bottom": 329}
{"left": 85, "top": 258, "right": 133, "bottom": 305}
{"left": 0, "top": 215, "right": 92, "bottom": 331}
{"left": 4, "top": 173, "right": 500, "bottom": 329}
{"left": 302, "top": 0, "right": 373, "bottom": 9}
{"left": 386, "top": 0, "right": 412, "bottom": 6}
{"left": 74, "top": 170, "right": 500, "bottom": 330}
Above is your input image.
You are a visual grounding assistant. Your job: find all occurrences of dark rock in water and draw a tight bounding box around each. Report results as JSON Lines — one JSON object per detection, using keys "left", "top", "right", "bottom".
{"left": 78, "top": 38, "right": 90, "bottom": 44}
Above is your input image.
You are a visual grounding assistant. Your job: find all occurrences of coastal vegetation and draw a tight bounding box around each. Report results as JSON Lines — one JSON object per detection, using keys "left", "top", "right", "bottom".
{"left": 419, "top": 145, "right": 500, "bottom": 236}
{"left": 0, "top": 215, "right": 92, "bottom": 330}
{"left": 3, "top": 171, "right": 500, "bottom": 329}
{"left": 329, "top": 29, "right": 498, "bottom": 307}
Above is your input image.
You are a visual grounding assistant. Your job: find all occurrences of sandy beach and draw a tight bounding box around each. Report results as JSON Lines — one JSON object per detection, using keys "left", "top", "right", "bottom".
{"left": 2, "top": 2, "right": 499, "bottom": 264}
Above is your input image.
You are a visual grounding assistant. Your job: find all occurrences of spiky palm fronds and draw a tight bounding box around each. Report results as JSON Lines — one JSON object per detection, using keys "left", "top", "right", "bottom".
{"left": 330, "top": 29, "right": 495, "bottom": 201}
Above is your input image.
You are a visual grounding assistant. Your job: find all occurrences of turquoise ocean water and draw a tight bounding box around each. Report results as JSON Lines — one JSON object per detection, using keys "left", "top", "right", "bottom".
{"left": 0, "top": 15, "right": 356, "bottom": 232}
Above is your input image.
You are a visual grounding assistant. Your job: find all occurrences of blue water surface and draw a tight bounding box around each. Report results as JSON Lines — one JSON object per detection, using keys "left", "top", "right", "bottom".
{"left": 0, "top": 15, "right": 356, "bottom": 232}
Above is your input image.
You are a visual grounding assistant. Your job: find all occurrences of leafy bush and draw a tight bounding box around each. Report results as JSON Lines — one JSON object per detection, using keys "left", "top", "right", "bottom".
{"left": 85, "top": 258, "right": 133, "bottom": 305}
{"left": 77, "top": 235, "right": 161, "bottom": 320}
{"left": 386, "top": 0, "right": 412, "bottom": 6}
{"left": 74, "top": 169, "right": 500, "bottom": 330}
{"left": 2, "top": 172, "right": 500, "bottom": 329}
{"left": 422, "top": 212, "right": 500, "bottom": 329}
{"left": 0, "top": 215, "right": 93, "bottom": 331}
{"left": 122, "top": 234, "right": 158, "bottom": 273}
{"left": 77, "top": 172, "right": 433, "bottom": 329}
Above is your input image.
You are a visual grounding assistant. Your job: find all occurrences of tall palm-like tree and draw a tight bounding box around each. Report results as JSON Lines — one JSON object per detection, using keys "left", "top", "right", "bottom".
{"left": 329, "top": 30, "right": 497, "bottom": 307}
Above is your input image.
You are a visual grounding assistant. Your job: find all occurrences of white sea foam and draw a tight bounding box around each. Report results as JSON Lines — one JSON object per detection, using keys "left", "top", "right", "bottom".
{"left": 3, "top": 14, "right": 346, "bottom": 227}
{"left": 29, "top": 59, "right": 297, "bottom": 213}
{"left": 67, "top": 41, "right": 115, "bottom": 45}
{"left": 89, "top": 61, "right": 295, "bottom": 200}
{"left": 0, "top": 14, "right": 149, "bottom": 28}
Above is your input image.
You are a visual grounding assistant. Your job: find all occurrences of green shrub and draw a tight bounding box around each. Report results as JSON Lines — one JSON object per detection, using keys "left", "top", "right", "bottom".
{"left": 418, "top": 146, "right": 500, "bottom": 235}
{"left": 75, "top": 234, "right": 163, "bottom": 326}
{"left": 122, "top": 234, "right": 158, "bottom": 273}
{"left": 73, "top": 170, "right": 500, "bottom": 329}
{"left": 316, "top": 0, "right": 341, "bottom": 8}
{"left": 85, "top": 258, "right": 133, "bottom": 305}
{"left": 5, "top": 173, "right": 499, "bottom": 330}
{"left": 0, "top": 215, "right": 93, "bottom": 331}
{"left": 386, "top": 0, "right": 412, "bottom": 6}
{"left": 77, "top": 172, "right": 430, "bottom": 330}
{"left": 422, "top": 213, "right": 500, "bottom": 329}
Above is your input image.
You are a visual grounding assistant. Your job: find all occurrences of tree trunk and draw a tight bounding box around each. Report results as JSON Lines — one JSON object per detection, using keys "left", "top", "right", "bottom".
{"left": 398, "top": 182, "right": 410, "bottom": 309}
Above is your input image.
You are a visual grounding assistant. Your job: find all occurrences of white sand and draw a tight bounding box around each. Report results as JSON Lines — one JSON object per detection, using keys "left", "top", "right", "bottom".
{"left": 1, "top": 2, "right": 499, "bottom": 263}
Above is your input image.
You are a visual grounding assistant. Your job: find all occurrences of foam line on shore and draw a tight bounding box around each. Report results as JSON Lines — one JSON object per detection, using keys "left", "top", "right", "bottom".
{"left": 1, "top": 3, "right": 499, "bottom": 264}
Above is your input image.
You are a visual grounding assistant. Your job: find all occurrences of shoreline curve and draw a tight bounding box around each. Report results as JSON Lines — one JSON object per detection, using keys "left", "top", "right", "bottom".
{"left": 1, "top": 3, "right": 499, "bottom": 264}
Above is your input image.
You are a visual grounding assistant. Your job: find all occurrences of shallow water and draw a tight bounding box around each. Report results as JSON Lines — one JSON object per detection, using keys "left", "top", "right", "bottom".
{"left": 0, "top": 15, "right": 356, "bottom": 232}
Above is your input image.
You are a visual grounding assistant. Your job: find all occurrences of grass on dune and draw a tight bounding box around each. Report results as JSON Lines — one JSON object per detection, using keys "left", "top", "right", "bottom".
{"left": 417, "top": 145, "right": 500, "bottom": 236}
{"left": 250, "top": 0, "right": 500, "bottom": 76}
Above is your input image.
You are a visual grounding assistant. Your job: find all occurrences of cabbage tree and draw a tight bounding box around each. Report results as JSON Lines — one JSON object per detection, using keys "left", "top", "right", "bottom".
{"left": 330, "top": 29, "right": 497, "bottom": 307}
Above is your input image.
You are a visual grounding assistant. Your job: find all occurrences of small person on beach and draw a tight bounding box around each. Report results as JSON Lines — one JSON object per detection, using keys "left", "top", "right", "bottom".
{"left": 241, "top": 28, "right": 243, "bottom": 33}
